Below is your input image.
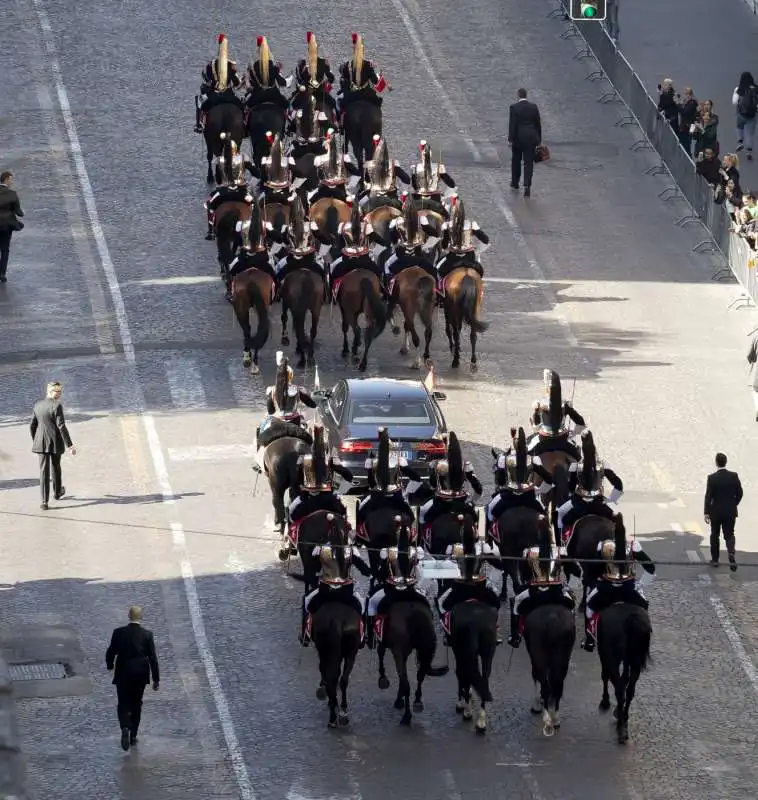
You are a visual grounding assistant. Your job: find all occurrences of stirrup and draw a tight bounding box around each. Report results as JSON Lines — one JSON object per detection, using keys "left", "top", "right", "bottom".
{"left": 507, "top": 634, "right": 521, "bottom": 649}
{"left": 580, "top": 638, "right": 595, "bottom": 652}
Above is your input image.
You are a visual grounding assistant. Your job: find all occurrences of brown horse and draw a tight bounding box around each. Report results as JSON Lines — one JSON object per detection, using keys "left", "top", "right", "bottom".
{"left": 261, "top": 200, "right": 292, "bottom": 234}
{"left": 441, "top": 266, "right": 488, "bottom": 371}
{"left": 532, "top": 449, "right": 573, "bottom": 534}
{"left": 279, "top": 268, "right": 325, "bottom": 368}
{"left": 336, "top": 271, "right": 387, "bottom": 371}
{"left": 230, "top": 268, "right": 275, "bottom": 373}
{"left": 215, "top": 201, "right": 252, "bottom": 277}
{"left": 416, "top": 208, "right": 445, "bottom": 263}
{"left": 388, "top": 267, "right": 436, "bottom": 370}
{"left": 366, "top": 205, "right": 402, "bottom": 247}
{"left": 308, "top": 197, "right": 351, "bottom": 247}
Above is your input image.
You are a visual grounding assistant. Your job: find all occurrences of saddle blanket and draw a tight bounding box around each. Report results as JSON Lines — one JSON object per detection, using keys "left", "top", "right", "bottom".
{"left": 561, "top": 524, "right": 575, "bottom": 548}
{"left": 422, "top": 524, "right": 433, "bottom": 550}
{"left": 356, "top": 522, "right": 369, "bottom": 542}
{"left": 488, "top": 520, "right": 501, "bottom": 545}
{"left": 435, "top": 277, "right": 447, "bottom": 297}
{"left": 331, "top": 276, "right": 345, "bottom": 302}
{"left": 387, "top": 277, "right": 397, "bottom": 297}
{"left": 304, "top": 613, "right": 366, "bottom": 645}
{"left": 374, "top": 614, "right": 387, "bottom": 643}
{"left": 441, "top": 610, "right": 452, "bottom": 637}
{"left": 587, "top": 615, "right": 598, "bottom": 642}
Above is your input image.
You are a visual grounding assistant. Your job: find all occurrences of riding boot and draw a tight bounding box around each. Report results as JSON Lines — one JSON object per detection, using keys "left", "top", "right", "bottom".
{"left": 205, "top": 220, "right": 215, "bottom": 241}
{"left": 194, "top": 101, "right": 203, "bottom": 134}
{"left": 299, "top": 607, "right": 310, "bottom": 647}
{"left": 365, "top": 613, "right": 375, "bottom": 650}
{"left": 507, "top": 599, "right": 521, "bottom": 648}
{"left": 580, "top": 615, "right": 595, "bottom": 652}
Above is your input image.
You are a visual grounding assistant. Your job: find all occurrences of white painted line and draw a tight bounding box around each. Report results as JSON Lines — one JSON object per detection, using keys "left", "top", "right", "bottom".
{"left": 686, "top": 550, "right": 702, "bottom": 563}
{"left": 165, "top": 356, "right": 208, "bottom": 410}
{"left": 496, "top": 762, "right": 547, "bottom": 768}
{"left": 31, "top": 3, "right": 255, "bottom": 797}
{"left": 389, "top": 0, "right": 579, "bottom": 349}
{"left": 168, "top": 444, "right": 255, "bottom": 462}
{"left": 670, "top": 523, "right": 686, "bottom": 537}
{"left": 710, "top": 595, "right": 758, "bottom": 698}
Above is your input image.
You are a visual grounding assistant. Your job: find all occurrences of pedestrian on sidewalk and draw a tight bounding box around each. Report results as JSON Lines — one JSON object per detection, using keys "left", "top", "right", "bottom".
{"left": 30, "top": 381, "right": 76, "bottom": 510}
{"left": 106, "top": 606, "right": 160, "bottom": 752}
{"left": 732, "top": 71, "right": 757, "bottom": 161}
{"left": 703, "top": 452, "right": 743, "bottom": 571}
{"left": 0, "top": 170, "right": 25, "bottom": 283}
{"left": 508, "top": 88, "right": 542, "bottom": 198}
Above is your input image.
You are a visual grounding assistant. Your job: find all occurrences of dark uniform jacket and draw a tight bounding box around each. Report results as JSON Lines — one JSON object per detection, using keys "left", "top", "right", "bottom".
{"left": 106, "top": 622, "right": 160, "bottom": 686}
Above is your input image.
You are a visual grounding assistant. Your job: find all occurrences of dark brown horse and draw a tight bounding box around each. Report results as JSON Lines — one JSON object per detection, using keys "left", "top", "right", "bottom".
{"left": 336, "top": 271, "right": 387, "bottom": 372}
{"left": 247, "top": 104, "right": 287, "bottom": 169}
{"left": 230, "top": 268, "right": 275, "bottom": 372}
{"left": 388, "top": 267, "right": 436, "bottom": 370}
{"left": 309, "top": 197, "right": 351, "bottom": 245}
{"left": 204, "top": 106, "right": 246, "bottom": 183}
{"left": 214, "top": 202, "right": 252, "bottom": 275}
{"left": 533, "top": 451, "right": 573, "bottom": 534}
{"left": 441, "top": 266, "right": 488, "bottom": 371}
{"left": 261, "top": 199, "right": 292, "bottom": 233}
{"left": 280, "top": 268, "right": 325, "bottom": 368}
{"left": 366, "top": 205, "right": 402, "bottom": 249}
{"left": 343, "top": 99, "right": 382, "bottom": 168}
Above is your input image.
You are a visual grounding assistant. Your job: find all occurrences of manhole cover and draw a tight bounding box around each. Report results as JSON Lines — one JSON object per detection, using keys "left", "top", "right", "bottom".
{"left": 8, "top": 662, "right": 68, "bottom": 681}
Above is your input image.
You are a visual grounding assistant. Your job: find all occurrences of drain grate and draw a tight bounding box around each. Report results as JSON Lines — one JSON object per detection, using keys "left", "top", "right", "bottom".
{"left": 8, "top": 662, "right": 69, "bottom": 681}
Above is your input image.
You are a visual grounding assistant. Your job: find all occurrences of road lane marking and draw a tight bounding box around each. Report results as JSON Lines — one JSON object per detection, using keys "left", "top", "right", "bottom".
{"left": 168, "top": 444, "right": 255, "bottom": 462}
{"left": 31, "top": 2, "right": 255, "bottom": 796}
{"left": 709, "top": 595, "right": 758, "bottom": 698}
{"left": 685, "top": 520, "right": 704, "bottom": 536}
{"left": 165, "top": 356, "right": 208, "bottom": 411}
{"left": 650, "top": 461, "right": 676, "bottom": 494}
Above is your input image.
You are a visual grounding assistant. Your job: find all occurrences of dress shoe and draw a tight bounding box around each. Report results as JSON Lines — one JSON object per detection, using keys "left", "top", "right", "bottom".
{"left": 524, "top": 187, "right": 531, "bottom": 198}
{"left": 129, "top": 732, "right": 138, "bottom": 745}
{"left": 710, "top": 560, "right": 719, "bottom": 567}
{"left": 0, "top": 277, "right": 7, "bottom": 283}
{"left": 510, "top": 183, "right": 519, "bottom": 190}
{"left": 40, "top": 502, "right": 48, "bottom": 510}
{"left": 120, "top": 727, "right": 130, "bottom": 751}
{"left": 55, "top": 486, "right": 66, "bottom": 500}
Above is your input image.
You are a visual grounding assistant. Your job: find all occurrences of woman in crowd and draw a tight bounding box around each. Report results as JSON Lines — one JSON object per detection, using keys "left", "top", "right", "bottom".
{"left": 693, "top": 100, "right": 719, "bottom": 155}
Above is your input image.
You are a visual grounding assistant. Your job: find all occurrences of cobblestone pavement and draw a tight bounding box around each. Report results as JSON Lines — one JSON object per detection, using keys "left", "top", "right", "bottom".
{"left": 2, "top": 0, "right": 758, "bottom": 797}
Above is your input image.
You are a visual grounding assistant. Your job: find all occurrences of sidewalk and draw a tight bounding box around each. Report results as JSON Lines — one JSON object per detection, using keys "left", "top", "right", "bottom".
{"left": 620, "top": 0, "right": 758, "bottom": 188}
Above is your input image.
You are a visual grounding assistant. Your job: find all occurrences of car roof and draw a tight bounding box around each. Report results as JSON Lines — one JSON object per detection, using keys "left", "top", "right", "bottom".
{"left": 343, "top": 378, "right": 431, "bottom": 401}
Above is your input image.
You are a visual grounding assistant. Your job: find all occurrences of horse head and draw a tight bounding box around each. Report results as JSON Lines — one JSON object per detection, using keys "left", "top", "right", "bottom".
{"left": 457, "top": 513, "right": 484, "bottom": 580}
{"left": 319, "top": 513, "right": 352, "bottom": 582}
{"left": 389, "top": 515, "right": 419, "bottom": 583}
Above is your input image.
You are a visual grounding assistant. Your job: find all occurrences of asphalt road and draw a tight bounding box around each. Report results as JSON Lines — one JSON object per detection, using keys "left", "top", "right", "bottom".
{"left": 2, "top": 0, "right": 758, "bottom": 798}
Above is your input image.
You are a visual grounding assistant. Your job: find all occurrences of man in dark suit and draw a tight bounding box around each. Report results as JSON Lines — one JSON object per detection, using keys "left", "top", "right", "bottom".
{"left": 704, "top": 452, "right": 743, "bottom": 571}
{"left": 106, "top": 606, "right": 160, "bottom": 751}
{"left": 0, "top": 171, "right": 24, "bottom": 283}
{"left": 508, "top": 89, "right": 542, "bottom": 198}
{"left": 30, "top": 381, "right": 76, "bottom": 510}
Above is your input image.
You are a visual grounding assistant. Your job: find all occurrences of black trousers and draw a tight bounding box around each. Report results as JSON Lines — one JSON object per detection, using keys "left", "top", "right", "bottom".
{"left": 0, "top": 229, "right": 12, "bottom": 278}
{"left": 38, "top": 453, "right": 63, "bottom": 503}
{"left": 116, "top": 681, "right": 147, "bottom": 732}
{"left": 511, "top": 144, "right": 535, "bottom": 189}
{"left": 710, "top": 514, "right": 736, "bottom": 562}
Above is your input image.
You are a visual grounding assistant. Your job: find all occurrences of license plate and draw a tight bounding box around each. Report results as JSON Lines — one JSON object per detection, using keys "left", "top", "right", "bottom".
{"left": 389, "top": 450, "right": 412, "bottom": 466}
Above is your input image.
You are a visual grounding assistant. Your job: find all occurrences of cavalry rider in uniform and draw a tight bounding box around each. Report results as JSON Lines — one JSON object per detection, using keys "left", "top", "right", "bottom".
{"left": 203, "top": 140, "right": 254, "bottom": 241}
{"left": 328, "top": 201, "right": 385, "bottom": 297}
{"left": 195, "top": 33, "right": 244, "bottom": 133}
{"left": 226, "top": 204, "right": 277, "bottom": 295}
{"left": 557, "top": 430, "right": 624, "bottom": 543}
{"left": 358, "top": 137, "right": 410, "bottom": 212}
{"left": 355, "top": 427, "right": 421, "bottom": 538}
{"left": 384, "top": 194, "right": 439, "bottom": 284}
{"left": 245, "top": 36, "right": 293, "bottom": 113}
{"left": 258, "top": 133, "right": 295, "bottom": 206}
{"left": 435, "top": 194, "right": 490, "bottom": 284}
{"left": 507, "top": 528, "right": 575, "bottom": 648}
{"left": 290, "top": 32, "right": 337, "bottom": 123}
{"left": 486, "top": 427, "right": 554, "bottom": 529}
{"left": 582, "top": 520, "right": 651, "bottom": 652}
{"left": 308, "top": 129, "right": 359, "bottom": 207}
{"left": 336, "top": 33, "right": 391, "bottom": 132}
{"left": 410, "top": 140, "right": 456, "bottom": 217}
{"left": 273, "top": 196, "right": 325, "bottom": 288}
{"left": 527, "top": 370, "right": 585, "bottom": 459}
{"left": 419, "top": 432, "right": 483, "bottom": 530}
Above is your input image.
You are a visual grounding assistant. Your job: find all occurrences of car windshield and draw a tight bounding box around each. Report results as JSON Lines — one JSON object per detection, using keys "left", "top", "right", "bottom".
{"left": 349, "top": 399, "right": 432, "bottom": 425}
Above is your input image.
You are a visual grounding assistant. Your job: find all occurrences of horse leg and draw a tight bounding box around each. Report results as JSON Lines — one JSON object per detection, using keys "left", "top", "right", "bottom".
{"left": 358, "top": 327, "right": 372, "bottom": 373}
{"left": 341, "top": 316, "right": 350, "bottom": 359}
{"left": 321, "top": 656, "right": 340, "bottom": 728}
{"left": 235, "top": 303, "right": 254, "bottom": 369}
{"left": 391, "top": 649, "right": 412, "bottom": 725}
{"left": 307, "top": 308, "right": 319, "bottom": 366}
{"left": 470, "top": 326, "right": 478, "bottom": 372}
{"left": 454, "top": 659, "right": 473, "bottom": 720}
{"left": 616, "top": 663, "right": 632, "bottom": 743}
{"left": 338, "top": 651, "right": 358, "bottom": 727}
{"left": 281, "top": 304, "right": 290, "bottom": 347}
{"left": 377, "top": 643, "right": 390, "bottom": 690}
{"left": 423, "top": 321, "right": 433, "bottom": 366}
{"left": 619, "top": 668, "right": 639, "bottom": 743}
{"left": 414, "top": 658, "right": 427, "bottom": 712}
{"left": 599, "top": 664, "right": 612, "bottom": 711}
{"left": 407, "top": 318, "right": 422, "bottom": 370}
{"left": 206, "top": 142, "right": 214, "bottom": 184}
{"left": 473, "top": 645, "right": 495, "bottom": 734}
{"left": 351, "top": 325, "right": 361, "bottom": 365}
{"left": 451, "top": 319, "right": 461, "bottom": 369}
{"left": 273, "top": 488, "right": 285, "bottom": 534}
{"left": 530, "top": 665, "right": 544, "bottom": 713}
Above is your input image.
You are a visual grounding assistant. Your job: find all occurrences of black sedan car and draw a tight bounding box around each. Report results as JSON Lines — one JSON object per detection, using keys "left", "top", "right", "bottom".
{"left": 313, "top": 377, "right": 448, "bottom": 494}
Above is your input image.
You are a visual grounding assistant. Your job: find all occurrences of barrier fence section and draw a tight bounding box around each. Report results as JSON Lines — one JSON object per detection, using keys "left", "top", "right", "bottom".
{"left": 554, "top": 4, "right": 757, "bottom": 307}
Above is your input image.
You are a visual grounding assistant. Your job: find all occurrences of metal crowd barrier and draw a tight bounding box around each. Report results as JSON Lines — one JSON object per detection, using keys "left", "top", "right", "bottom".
{"left": 551, "top": 3, "right": 757, "bottom": 308}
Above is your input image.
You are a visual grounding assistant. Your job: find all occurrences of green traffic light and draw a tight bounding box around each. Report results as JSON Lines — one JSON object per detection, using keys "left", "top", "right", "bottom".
{"left": 582, "top": 5, "right": 597, "bottom": 16}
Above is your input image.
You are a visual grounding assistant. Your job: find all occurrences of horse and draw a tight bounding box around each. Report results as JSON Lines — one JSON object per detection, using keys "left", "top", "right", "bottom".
{"left": 442, "top": 267, "right": 488, "bottom": 371}
{"left": 361, "top": 504, "right": 415, "bottom": 592}
{"left": 366, "top": 205, "right": 402, "bottom": 253}
{"left": 279, "top": 268, "right": 325, "bottom": 368}
{"left": 343, "top": 99, "right": 382, "bottom": 168}
{"left": 532, "top": 449, "right": 573, "bottom": 532}
{"left": 204, "top": 105, "right": 246, "bottom": 183}
{"left": 388, "top": 267, "right": 436, "bottom": 370}
{"left": 297, "top": 510, "right": 353, "bottom": 597}
{"left": 247, "top": 103, "right": 287, "bottom": 168}
{"left": 230, "top": 268, "right": 275, "bottom": 372}
{"left": 424, "top": 506, "right": 478, "bottom": 598}
{"left": 566, "top": 514, "right": 616, "bottom": 609}
{"left": 489, "top": 507, "right": 546, "bottom": 601}
{"left": 598, "top": 603, "right": 652, "bottom": 743}
{"left": 311, "top": 516, "right": 364, "bottom": 728}
{"left": 261, "top": 434, "right": 312, "bottom": 534}
{"left": 376, "top": 519, "right": 449, "bottom": 725}
{"left": 215, "top": 202, "right": 252, "bottom": 278}
{"left": 336, "top": 271, "right": 387, "bottom": 372}
{"left": 308, "top": 197, "right": 351, "bottom": 252}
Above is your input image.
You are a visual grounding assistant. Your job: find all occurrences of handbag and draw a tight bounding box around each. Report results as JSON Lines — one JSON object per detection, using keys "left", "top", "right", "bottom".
{"left": 534, "top": 143, "right": 550, "bottom": 164}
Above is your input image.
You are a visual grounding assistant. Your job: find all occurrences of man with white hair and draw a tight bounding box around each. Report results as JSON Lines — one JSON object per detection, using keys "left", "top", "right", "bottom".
{"left": 30, "top": 381, "right": 76, "bottom": 510}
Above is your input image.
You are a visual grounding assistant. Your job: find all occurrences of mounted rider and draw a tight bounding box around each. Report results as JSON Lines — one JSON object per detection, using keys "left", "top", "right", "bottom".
{"left": 486, "top": 427, "right": 554, "bottom": 530}
{"left": 308, "top": 129, "right": 359, "bottom": 206}
{"left": 527, "top": 370, "right": 585, "bottom": 460}
{"left": 245, "top": 36, "right": 293, "bottom": 113}
{"left": 259, "top": 133, "right": 295, "bottom": 206}
{"left": 274, "top": 196, "right": 325, "bottom": 286}
{"left": 227, "top": 204, "right": 277, "bottom": 284}
{"left": 507, "top": 526, "right": 575, "bottom": 648}
{"left": 435, "top": 194, "right": 489, "bottom": 283}
{"left": 329, "top": 201, "right": 385, "bottom": 297}
{"left": 336, "top": 33, "right": 390, "bottom": 131}
{"left": 366, "top": 518, "right": 429, "bottom": 649}
{"left": 288, "top": 91, "right": 328, "bottom": 146}
{"left": 557, "top": 430, "right": 623, "bottom": 544}
{"left": 290, "top": 32, "right": 337, "bottom": 122}
{"left": 203, "top": 139, "right": 254, "bottom": 241}
{"left": 419, "top": 432, "right": 483, "bottom": 533}
{"left": 358, "top": 136, "right": 410, "bottom": 212}
{"left": 355, "top": 427, "right": 421, "bottom": 538}
{"left": 410, "top": 140, "right": 456, "bottom": 217}
{"left": 384, "top": 193, "right": 439, "bottom": 284}
{"left": 582, "top": 519, "right": 651, "bottom": 652}
{"left": 195, "top": 33, "right": 245, "bottom": 133}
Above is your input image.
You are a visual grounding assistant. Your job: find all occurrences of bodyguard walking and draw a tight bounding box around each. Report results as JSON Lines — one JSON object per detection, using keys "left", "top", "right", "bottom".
{"left": 106, "top": 606, "right": 160, "bottom": 752}
{"left": 0, "top": 170, "right": 25, "bottom": 283}
{"left": 703, "top": 452, "right": 743, "bottom": 571}
{"left": 30, "top": 381, "right": 76, "bottom": 510}
{"left": 508, "top": 88, "right": 542, "bottom": 198}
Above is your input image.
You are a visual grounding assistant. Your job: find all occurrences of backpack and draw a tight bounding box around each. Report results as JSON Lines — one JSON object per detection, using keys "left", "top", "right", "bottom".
{"left": 739, "top": 86, "right": 757, "bottom": 118}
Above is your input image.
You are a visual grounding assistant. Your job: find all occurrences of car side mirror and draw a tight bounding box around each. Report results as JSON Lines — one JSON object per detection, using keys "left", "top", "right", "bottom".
{"left": 433, "top": 391, "right": 447, "bottom": 401}
{"left": 312, "top": 389, "right": 331, "bottom": 402}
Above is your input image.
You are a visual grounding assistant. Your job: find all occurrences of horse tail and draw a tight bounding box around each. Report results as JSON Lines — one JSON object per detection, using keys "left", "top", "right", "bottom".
{"left": 293, "top": 274, "right": 311, "bottom": 350}
{"left": 361, "top": 278, "right": 387, "bottom": 338}
{"left": 545, "top": 611, "right": 575, "bottom": 696}
{"left": 459, "top": 275, "right": 488, "bottom": 333}
{"left": 409, "top": 608, "right": 449, "bottom": 677}
{"left": 247, "top": 279, "right": 270, "bottom": 352}
{"left": 217, "top": 207, "right": 242, "bottom": 267}
{"left": 325, "top": 204, "right": 340, "bottom": 242}
{"left": 625, "top": 610, "right": 652, "bottom": 672}
{"left": 417, "top": 274, "right": 435, "bottom": 318}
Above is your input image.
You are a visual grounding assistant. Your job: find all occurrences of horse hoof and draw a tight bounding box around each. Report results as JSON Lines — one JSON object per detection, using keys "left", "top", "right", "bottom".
{"left": 475, "top": 723, "right": 487, "bottom": 735}
{"left": 463, "top": 709, "right": 473, "bottom": 721}
{"left": 277, "top": 548, "right": 289, "bottom": 562}
{"left": 242, "top": 354, "right": 252, "bottom": 368}
{"left": 394, "top": 697, "right": 405, "bottom": 710}
{"left": 316, "top": 686, "right": 327, "bottom": 701}
{"left": 470, "top": 362, "right": 478, "bottom": 373}
{"left": 542, "top": 722, "right": 555, "bottom": 738}
{"left": 455, "top": 701, "right": 465, "bottom": 714}
{"left": 378, "top": 676, "right": 390, "bottom": 690}
{"left": 281, "top": 336, "right": 290, "bottom": 346}
{"left": 338, "top": 713, "right": 349, "bottom": 727}
{"left": 599, "top": 698, "right": 611, "bottom": 712}
{"left": 451, "top": 360, "right": 460, "bottom": 369}
{"left": 618, "top": 731, "right": 629, "bottom": 744}
{"left": 400, "top": 714, "right": 412, "bottom": 726}
{"left": 341, "top": 350, "right": 349, "bottom": 359}
{"left": 328, "top": 719, "right": 338, "bottom": 729}
{"left": 351, "top": 354, "right": 360, "bottom": 365}
{"left": 612, "top": 707, "right": 619, "bottom": 720}
{"left": 412, "top": 700, "right": 424, "bottom": 712}
{"left": 358, "top": 362, "right": 367, "bottom": 372}
{"left": 399, "top": 347, "right": 408, "bottom": 356}
{"left": 531, "top": 704, "right": 543, "bottom": 715}
{"left": 392, "top": 326, "right": 401, "bottom": 336}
